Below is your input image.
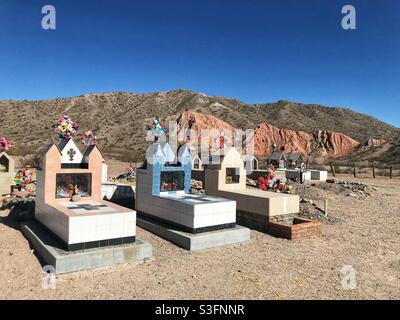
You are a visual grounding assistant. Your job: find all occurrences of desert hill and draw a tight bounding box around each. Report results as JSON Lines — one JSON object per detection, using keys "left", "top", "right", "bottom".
{"left": 0, "top": 90, "right": 398, "bottom": 163}
{"left": 343, "top": 133, "right": 400, "bottom": 166}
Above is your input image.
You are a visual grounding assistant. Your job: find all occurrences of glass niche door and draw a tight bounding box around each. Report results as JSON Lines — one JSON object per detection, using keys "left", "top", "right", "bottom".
{"left": 160, "top": 171, "right": 185, "bottom": 192}
{"left": 56, "top": 173, "right": 92, "bottom": 198}
{"left": 225, "top": 167, "right": 240, "bottom": 184}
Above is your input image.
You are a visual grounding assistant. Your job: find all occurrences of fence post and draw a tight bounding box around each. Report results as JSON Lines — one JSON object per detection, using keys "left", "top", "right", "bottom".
{"left": 372, "top": 165, "right": 376, "bottom": 179}
{"left": 330, "top": 162, "right": 336, "bottom": 177}
{"left": 353, "top": 163, "right": 356, "bottom": 178}
{"left": 390, "top": 166, "right": 393, "bottom": 179}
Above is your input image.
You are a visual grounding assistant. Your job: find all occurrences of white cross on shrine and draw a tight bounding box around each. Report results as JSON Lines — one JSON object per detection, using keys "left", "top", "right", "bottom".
{"left": 67, "top": 148, "right": 76, "bottom": 161}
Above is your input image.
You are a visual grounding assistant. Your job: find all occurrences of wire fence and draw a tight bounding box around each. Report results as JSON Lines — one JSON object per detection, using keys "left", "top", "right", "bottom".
{"left": 325, "top": 163, "right": 399, "bottom": 179}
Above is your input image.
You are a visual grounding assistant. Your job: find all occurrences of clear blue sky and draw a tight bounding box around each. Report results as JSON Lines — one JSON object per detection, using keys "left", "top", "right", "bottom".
{"left": 0, "top": 0, "right": 399, "bottom": 127}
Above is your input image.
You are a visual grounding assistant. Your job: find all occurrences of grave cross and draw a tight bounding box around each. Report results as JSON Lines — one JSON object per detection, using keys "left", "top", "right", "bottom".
{"left": 69, "top": 204, "right": 108, "bottom": 211}
{"left": 67, "top": 148, "right": 76, "bottom": 161}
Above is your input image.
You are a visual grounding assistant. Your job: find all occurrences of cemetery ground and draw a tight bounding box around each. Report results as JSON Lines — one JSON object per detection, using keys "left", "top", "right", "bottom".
{"left": 0, "top": 173, "right": 399, "bottom": 299}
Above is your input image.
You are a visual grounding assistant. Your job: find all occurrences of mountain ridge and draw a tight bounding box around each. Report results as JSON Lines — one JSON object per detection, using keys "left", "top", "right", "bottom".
{"left": 0, "top": 90, "right": 398, "bottom": 163}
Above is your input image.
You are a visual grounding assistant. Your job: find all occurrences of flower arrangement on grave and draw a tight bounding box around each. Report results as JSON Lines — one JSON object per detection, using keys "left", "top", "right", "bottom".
{"left": 284, "top": 184, "right": 293, "bottom": 194}
{"left": 67, "top": 184, "right": 75, "bottom": 194}
{"left": 258, "top": 164, "right": 275, "bottom": 191}
{"left": 218, "top": 131, "right": 226, "bottom": 150}
{"left": 145, "top": 117, "right": 168, "bottom": 139}
{"left": 53, "top": 115, "right": 79, "bottom": 139}
{"left": 68, "top": 184, "right": 81, "bottom": 202}
{"left": 257, "top": 164, "right": 292, "bottom": 194}
{"left": 14, "top": 167, "right": 33, "bottom": 189}
{"left": 0, "top": 137, "right": 12, "bottom": 152}
{"left": 126, "top": 162, "right": 137, "bottom": 178}
{"left": 81, "top": 130, "right": 97, "bottom": 146}
{"left": 115, "top": 162, "right": 137, "bottom": 181}
{"left": 162, "top": 180, "right": 177, "bottom": 191}
{"left": 210, "top": 130, "right": 231, "bottom": 154}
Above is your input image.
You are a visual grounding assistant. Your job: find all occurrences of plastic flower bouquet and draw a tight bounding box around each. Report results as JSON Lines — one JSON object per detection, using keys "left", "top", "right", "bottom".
{"left": 14, "top": 167, "right": 33, "bottom": 189}
{"left": 145, "top": 117, "right": 167, "bottom": 137}
{"left": 81, "top": 130, "right": 97, "bottom": 146}
{"left": 0, "top": 137, "right": 12, "bottom": 152}
{"left": 53, "top": 115, "right": 79, "bottom": 139}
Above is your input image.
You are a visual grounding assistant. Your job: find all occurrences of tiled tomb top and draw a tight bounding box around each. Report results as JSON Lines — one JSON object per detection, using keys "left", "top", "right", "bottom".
{"left": 54, "top": 199, "right": 132, "bottom": 217}
{"left": 59, "top": 201, "right": 118, "bottom": 214}
{"left": 159, "top": 193, "right": 235, "bottom": 205}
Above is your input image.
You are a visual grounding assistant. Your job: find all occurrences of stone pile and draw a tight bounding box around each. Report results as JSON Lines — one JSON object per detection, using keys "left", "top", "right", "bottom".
{"left": 190, "top": 180, "right": 205, "bottom": 194}
{"left": 246, "top": 178, "right": 257, "bottom": 187}
{"left": 190, "top": 179, "right": 203, "bottom": 190}
{"left": 298, "top": 199, "right": 339, "bottom": 224}
{"left": 336, "top": 180, "right": 376, "bottom": 198}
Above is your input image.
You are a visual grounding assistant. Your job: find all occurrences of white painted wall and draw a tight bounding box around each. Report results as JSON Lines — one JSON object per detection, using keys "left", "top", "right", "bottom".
{"left": 60, "top": 139, "right": 83, "bottom": 164}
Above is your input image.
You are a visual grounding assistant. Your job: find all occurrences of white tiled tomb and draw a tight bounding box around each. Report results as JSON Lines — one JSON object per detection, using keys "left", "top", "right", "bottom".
{"left": 35, "top": 139, "right": 137, "bottom": 251}
{"left": 136, "top": 143, "right": 237, "bottom": 233}
{"left": 307, "top": 169, "right": 328, "bottom": 181}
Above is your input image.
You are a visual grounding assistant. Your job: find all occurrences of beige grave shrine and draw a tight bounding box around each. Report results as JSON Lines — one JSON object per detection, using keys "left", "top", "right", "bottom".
{"left": 243, "top": 154, "right": 259, "bottom": 172}
{"left": 0, "top": 152, "right": 15, "bottom": 195}
{"left": 191, "top": 153, "right": 203, "bottom": 170}
{"left": 205, "top": 147, "right": 300, "bottom": 232}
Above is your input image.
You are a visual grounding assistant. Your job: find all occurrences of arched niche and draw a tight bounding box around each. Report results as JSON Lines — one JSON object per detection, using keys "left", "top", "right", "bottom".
{"left": 0, "top": 154, "right": 10, "bottom": 173}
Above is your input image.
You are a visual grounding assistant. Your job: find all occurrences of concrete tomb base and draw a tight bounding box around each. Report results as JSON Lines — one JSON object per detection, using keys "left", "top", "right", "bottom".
{"left": 21, "top": 220, "right": 152, "bottom": 274}
{"left": 137, "top": 213, "right": 250, "bottom": 251}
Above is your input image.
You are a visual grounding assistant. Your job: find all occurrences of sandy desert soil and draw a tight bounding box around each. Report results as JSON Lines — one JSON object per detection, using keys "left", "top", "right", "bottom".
{"left": 0, "top": 174, "right": 399, "bottom": 300}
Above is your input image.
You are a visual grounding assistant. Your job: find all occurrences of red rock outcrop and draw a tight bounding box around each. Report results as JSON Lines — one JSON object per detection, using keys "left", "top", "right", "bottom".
{"left": 176, "top": 110, "right": 361, "bottom": 158}
{"left": 176, "top": 110, "right": 235, "bottom": 145}
{"left": 177, "top": 110, "right": 234, "bottom": 133}
{"left": 362, "top": 138, "right": 386, "bottom": 148}
{"left": 253, "top": 123, "right": 313, "bottom": 156}
{"left": 321, "top": 131, "right": 361, "bottom": 157}
{"left": 253, "top": 124, "right": 360, "bottom": 158}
